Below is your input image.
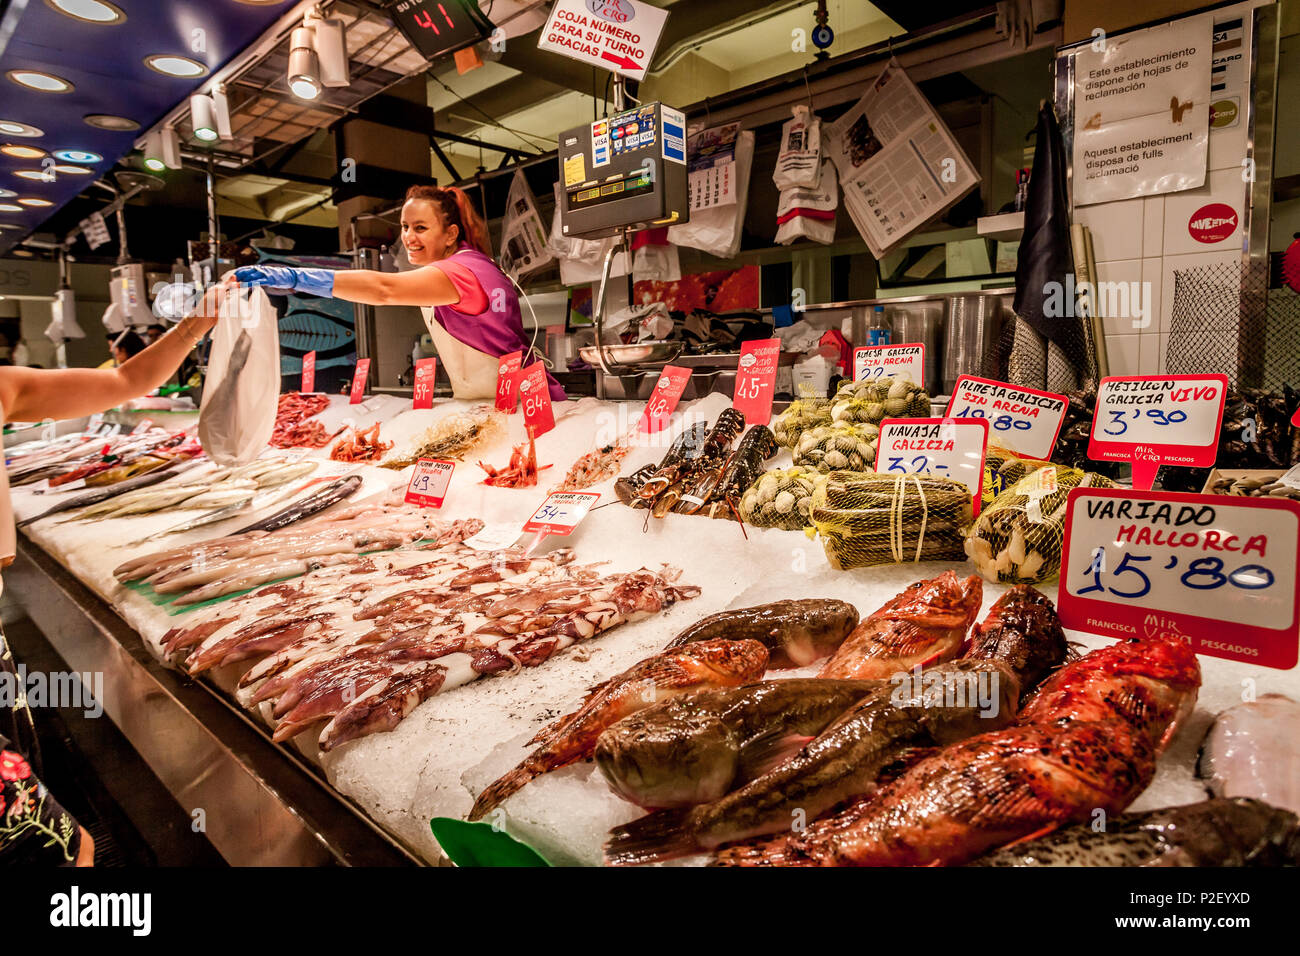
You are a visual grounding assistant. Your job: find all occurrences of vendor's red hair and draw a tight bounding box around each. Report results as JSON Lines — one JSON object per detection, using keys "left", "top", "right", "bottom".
{"left": 405, "top": 185, "right": 491, "bottom": 257}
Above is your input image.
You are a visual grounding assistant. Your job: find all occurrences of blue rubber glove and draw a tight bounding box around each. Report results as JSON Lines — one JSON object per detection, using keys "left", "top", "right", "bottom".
{"left": 232, "top": 265, "right": 335, "bottom": 298}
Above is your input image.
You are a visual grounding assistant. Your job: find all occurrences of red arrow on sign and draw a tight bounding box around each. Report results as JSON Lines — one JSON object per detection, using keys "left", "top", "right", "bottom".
{"left": 600, "top": 50, "right": 640, "bottom": 71}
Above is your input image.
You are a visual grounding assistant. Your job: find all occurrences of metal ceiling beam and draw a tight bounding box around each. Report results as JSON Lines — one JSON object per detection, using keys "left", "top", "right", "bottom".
{"left": 648, "top": 0, "right": 808, "bottom": 73}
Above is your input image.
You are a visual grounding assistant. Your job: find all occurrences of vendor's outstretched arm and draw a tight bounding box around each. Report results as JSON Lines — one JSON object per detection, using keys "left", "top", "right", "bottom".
{"left": 331, "top": 265, "right": 462, "bottom": 308}
{"left": 0, "top": 286, "right": 223, "bottom": 424}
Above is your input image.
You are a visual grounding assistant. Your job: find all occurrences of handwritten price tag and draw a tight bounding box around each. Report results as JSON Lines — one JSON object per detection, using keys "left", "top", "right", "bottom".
{"left": 1088, "top": 374, "right": 1228, "bottom": 490}
{"left": 1059, "top": 488, "right": 1300, "bottom": 669}
{"left": 349, "top": 358, "right": 371, "bottom": 405}
{"left": 945, "top": 375, "right": 1066, "bottom": 461}
{"left": 874, "top": 417, "right": 989, "bottom": 516}
{"left": 301, "top": 350, "right": 316, "bottom": 393}
{"left": 640, "top": 365, "right": 691, "bottom": 433}
{"left": 496, "top": 350, "right": 523, "bottom": 413}
{"left": 130, "top": 419, "right": 155, "bottom": 435}
{"left": 517, "top": 362, "right": 555, "bottom": 437}
{"left": 413, "top": 358, "right": 437, "bottom": 409}
{"left": 404, "top": 458, "right": 455, "bottom": 508}
{"left": 854, "top": 344, "right": 925, "bottom": 387}
{"left": 733, "top": 338, "right": 781, "bottom": 426}
{"left": 523, "top": 491, "right": 600, "bottom": 536}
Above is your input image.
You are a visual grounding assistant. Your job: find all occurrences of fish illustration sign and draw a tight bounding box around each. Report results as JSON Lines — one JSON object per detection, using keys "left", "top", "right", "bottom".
{"left": 537, "top": 0, "right": 669, "bottom": 80}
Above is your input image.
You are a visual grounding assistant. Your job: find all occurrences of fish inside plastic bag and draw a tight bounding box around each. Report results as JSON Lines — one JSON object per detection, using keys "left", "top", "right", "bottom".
{"left": 199, "top": 286, "right": 280, "bottom": 465}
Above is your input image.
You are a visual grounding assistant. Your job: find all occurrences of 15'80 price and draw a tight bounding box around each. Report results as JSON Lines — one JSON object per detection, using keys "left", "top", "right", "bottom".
{"left": 1079, "top": 550, "right": 1275, "bottom": 599}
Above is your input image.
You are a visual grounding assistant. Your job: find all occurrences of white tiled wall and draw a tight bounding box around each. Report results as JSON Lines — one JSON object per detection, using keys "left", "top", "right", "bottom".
{"left": 1081, "top": 3, "right": 1255, "bottom": 376}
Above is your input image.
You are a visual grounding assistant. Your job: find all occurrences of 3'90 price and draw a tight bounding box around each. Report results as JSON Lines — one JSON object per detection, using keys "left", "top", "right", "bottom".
{"left": 1102, "top": 408, "right": 1187, "bottom": 436}
{"left": 1079, "top": 550, "right": 1275, "bottom": 600}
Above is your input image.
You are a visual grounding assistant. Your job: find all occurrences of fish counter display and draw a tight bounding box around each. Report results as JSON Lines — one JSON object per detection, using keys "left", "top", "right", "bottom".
{"left": 6, "top": 391, "right": 1300, "bottom": 867}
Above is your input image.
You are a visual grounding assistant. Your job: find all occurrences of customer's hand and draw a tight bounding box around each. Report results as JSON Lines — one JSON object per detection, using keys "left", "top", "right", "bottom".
{"left": 75, "top": 826, "right": 94, "bottom": 866}
{"left": 183, "top": 283, "right": 225, "bottom": 339}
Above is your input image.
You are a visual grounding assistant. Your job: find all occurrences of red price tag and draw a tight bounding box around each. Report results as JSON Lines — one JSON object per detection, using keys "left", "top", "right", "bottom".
{"left": 945, "top": 375, "right": 1067, "bottom": 461}
{"left": 1058, "top": 488, "right": 1300, "bottom": 670}
{"left": 1087, "top": 374, "right": 1228, "bottom": 490}
{"left": 523, "top": 491, "right": 600, "bottom": 536}
{"left": 874, "top": 417, "right": 989, "bottom": 517}
{"left": 301, "top": 350, "right": 316, "bottom": 393}
{"left": 413, "top": 358, "right": 437, "bottom": 409}
{"left": 518, "top": 362, "right": 555, "bottom": 437}
{"left": 349, "top": 358, "right": 371, "bottom": 405}
{"left": 404, "top": 458, "right": 455, "bottom": 508}
{"left": 639, "top": 365, "right": 692, "bottom": 433}
{"left": 496, "top": 350, "right": 523, "bottom": 412}
{"left": 854, "top": 344, "right": 925, "bottom": 386}
{"left": 732, "top": 338, "right": 781, "bottom": 426}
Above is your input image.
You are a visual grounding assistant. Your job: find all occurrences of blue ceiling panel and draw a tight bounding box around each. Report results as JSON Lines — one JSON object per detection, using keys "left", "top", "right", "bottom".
{"left": 0, "top": 0, "right": 298, "bottom": 252}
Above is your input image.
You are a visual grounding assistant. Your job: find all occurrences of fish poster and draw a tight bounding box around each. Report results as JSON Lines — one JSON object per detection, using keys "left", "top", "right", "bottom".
{"left": 260, "top": 252, "right": 355, "bottom": 394}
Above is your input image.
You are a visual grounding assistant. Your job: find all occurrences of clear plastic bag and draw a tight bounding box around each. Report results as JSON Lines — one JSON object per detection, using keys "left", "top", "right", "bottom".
{"left": 198, "top": 287, "right": 280, "bottom": 466}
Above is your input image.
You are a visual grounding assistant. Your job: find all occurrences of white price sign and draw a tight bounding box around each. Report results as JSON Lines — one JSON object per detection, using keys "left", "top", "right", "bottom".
{"left": 874, "top": 417, "right": 989, "bottom": 515}
{"left": 853, "top": 344, "right": 925, "bottom": 386}
{"left": 1059, "top": 489, "right": 1300, "bottom": 670}
{"left": 404, "top": 458, "right": 454, "bottom": 508}
{"left": 945, "top": 375, "right": 1068, "bottom": 460}
{"left": 523, "top": 491, "right": 600, "bottom": 537}
{"left": 536, "top": 0, "right": 669, "bottom": 81}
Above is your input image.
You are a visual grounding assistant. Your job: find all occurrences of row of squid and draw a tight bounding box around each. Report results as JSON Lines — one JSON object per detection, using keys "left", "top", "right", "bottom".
{"left": 614, "top": 409, "right": 779, "bottom": 523}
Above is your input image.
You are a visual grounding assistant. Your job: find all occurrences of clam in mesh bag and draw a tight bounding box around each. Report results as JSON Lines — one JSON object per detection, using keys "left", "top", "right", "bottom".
{"left": 810, "top": 471, "right": 974, "bottom": 569}
{"left": 772, "top": 398, "right": 834, "bottom": 449}
{"left": 793, "top": 422, "right": 880, "bottom": 473}
{"left": 965, "top": 465, "right": 1115, "bottom": 585}
{"left": 738, "top": 466, "right": 823, "bottom": 530}
{"left": 982, "top": 443, "right": 1056, "bottom": 508}
{"left": 832, "top": 373, "right": 932, "bottom": 425}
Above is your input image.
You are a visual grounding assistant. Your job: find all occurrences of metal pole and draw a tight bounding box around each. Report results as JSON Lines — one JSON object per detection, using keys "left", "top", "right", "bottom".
{"left": 206, "top": 152, "right": 220, "bottom": 284}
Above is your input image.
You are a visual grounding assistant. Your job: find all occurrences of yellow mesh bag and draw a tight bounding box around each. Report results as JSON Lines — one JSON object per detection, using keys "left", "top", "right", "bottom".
{"left": 981, "top": 443, "right": 1056, "bottom": 507}
{"left": 772, "top": 398, "right": 833, "bottom": 450}
{"left": 793, "top": 422, "right": 879, "bottom": 473}
{"left": 810, "top": 471, "right": 974, "bottom": 569}
{"left": 831, "top": 374, "right": 931, "bottom": 425}
{"left": 738, "top": 466, "right": 822, "bottom": 530}
{"left": 965, "top": 465, "right": 1116, "bottom": 584}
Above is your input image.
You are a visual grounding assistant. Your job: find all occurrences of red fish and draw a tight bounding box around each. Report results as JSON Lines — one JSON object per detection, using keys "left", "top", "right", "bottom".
{"left": 818, "top": 572, "right": 982, "bottom": 680}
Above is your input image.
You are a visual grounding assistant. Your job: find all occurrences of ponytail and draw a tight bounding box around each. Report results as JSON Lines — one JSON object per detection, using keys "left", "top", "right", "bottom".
{"left": 405, "top": 184, "right": 491, "bottom": 256}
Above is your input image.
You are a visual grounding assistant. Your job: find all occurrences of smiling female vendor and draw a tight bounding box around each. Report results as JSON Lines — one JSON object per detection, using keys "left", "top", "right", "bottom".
{"left": 233, "top": 185, "right": 565, "bottom": 402}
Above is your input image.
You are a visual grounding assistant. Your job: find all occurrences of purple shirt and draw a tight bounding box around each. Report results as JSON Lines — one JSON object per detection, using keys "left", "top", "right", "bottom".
{"left": 430, "top": 247, "right": 566, "bottom": 402}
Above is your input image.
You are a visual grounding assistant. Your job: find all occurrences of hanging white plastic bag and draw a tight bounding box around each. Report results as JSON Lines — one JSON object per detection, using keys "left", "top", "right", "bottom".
{"left": 631, "top": 228, "right": 680, "bottom": 283}
{"left": 199, "top": 287, "right": 280, "bottom": 466}
{"left": 547, "top": 183, "right": 629, "bottom": 285}
{"left": 499, "top": 169, "right": 555, "bottom": 280}
{"left": 775, "top": 160, "right": 839, "bottom": 245}
{"left": 773, "top": 105, "right": 822, "bottom": 190}
{"left": 668, "top": 124, "right": 756, "bottom": 259}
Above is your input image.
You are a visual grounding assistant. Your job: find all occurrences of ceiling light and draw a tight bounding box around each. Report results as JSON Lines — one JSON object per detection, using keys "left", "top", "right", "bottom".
{"left": 141, "top": 130, "right": 166, "bottom": 172}
{"left": 18, "top": 198, "right": 54, "bottom": 207}
{"left": 44, "top": 0, "right": 125, "bottom": 24}
{"left": 14, "top": 170, "right": 52, "bottom": 181}
{"left": 305, "top": 13, "right": 349, "bottom": 88}
{"left": 2, "top": 144, "right": 46, "bottom": 159}
{"left": 211, "top": 85, "right": 233, "bottom": 140}
{"left": 190, "top": 93, "right": 218, "bottom": 142}
{"left": 52, "top": 148, "right": 101, "bottom": 163}
{"left": 84, "top": 113, "right": 137, "bottom": 131}
{"left": 12, "top": 249, "right": 34, "bottom": 258}
{"left": 287, "top": 26, "right": 321, "bottom": 99}
{"left": 0, "top": 203, "right": 24, "bottom": 212}
{"left": 144, "top": 55, "right": 207, "bottom": 79}
{"left": 53, "top": 164, "right": 92, "bottom": 176}
{"left": 0, "top": 188, "right": 15, "bottom": 198}
{"left": 0, "top": 120, "right": 44, "bottom": 137}
{"left": 6, "top": 70, "right": 73, "bottom": 93}
{"left": 161, "top": 127, "right": 182, "bottom": 168}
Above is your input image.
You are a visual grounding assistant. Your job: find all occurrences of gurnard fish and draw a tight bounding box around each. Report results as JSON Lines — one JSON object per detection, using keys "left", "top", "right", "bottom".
{"left": 1198, "top": 694, "right": 1300, "bottom": 815}
{"left": 603, "top": 587, "right": 1064, "bottom": 864}
{"left": 467, "top": 639, "right": 771, "bottom": 821}
{"left": 665, "top": 599, "right": 859, "bottom": 668}
{"left": 714, "top": 634, "right": 1201, "bottom": 866}
{"left": 970, "top": 798, "right": 1300, "bottom": 867}
{"left": 818, "top": 571, "right": 982, "bottom": 679}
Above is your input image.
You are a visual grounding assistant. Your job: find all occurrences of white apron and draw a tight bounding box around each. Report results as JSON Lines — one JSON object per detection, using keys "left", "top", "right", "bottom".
{"left": 419, "top": 306, "right": 500, "bottom": 400}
